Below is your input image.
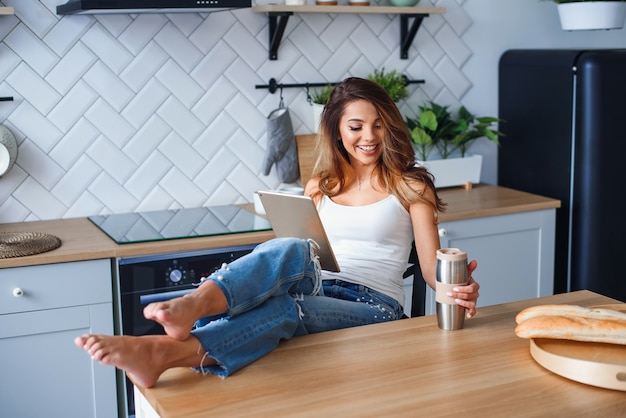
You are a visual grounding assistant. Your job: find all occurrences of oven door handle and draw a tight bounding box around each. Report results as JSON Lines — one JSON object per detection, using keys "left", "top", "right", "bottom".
{"left": 140, "top": 289, "right": 195, "bottom": 305}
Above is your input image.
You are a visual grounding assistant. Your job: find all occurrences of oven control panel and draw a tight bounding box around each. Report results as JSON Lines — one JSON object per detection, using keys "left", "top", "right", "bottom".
{"left": 118, "top": 244, "right": 257, "bottom": 293}
{"left": 165, "top": 259, "right": 195, "bottom": 286}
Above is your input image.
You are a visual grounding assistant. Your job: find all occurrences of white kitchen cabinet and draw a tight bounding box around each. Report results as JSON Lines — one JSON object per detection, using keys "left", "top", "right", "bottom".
{"left": 405, "top": 209, "right": 556, "bottom": 316}
{"left": 0, "top": 259, "right": 117, "bottom": 418}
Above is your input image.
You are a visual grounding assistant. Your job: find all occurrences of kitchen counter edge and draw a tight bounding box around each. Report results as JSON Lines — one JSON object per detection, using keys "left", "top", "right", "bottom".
{"left": 0, "top": 185, "right": 560, "bottom": 269}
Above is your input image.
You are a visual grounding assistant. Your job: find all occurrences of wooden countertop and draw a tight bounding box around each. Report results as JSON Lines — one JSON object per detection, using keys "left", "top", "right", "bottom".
{"left": 0, "top": 214, "right": 275, "bottom": 268}
{"left": 0, "top": 185, "right": 559, "bottom": 269}
{"left": 134, "top": 290, "right": 625, "bottom": 417}
{"left": 438, "top": 184, "right": 560, "bottom": 222}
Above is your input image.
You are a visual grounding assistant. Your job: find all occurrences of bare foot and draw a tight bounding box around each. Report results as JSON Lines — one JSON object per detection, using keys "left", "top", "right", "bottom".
{"left": 143, "top": 300, "right": 198, "bottom": 341}
{"left": 75, "top": 334, "right": 168, "bottom": 387}
{"left": 144, "top": 280, "right": 228, "bottom": 341}
{"left": 74, "top": 334, "right": 214, "bottom": 388}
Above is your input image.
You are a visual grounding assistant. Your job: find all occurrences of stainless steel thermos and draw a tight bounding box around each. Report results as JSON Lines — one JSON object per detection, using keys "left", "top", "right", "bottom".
{"left": 436, "top": 248, "right": 468, "bottom": 330}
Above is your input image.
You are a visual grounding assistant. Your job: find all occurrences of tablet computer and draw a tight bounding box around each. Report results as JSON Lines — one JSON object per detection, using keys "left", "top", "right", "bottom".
{"left": 257, "top": 190, "right": 340, "bottom": 272}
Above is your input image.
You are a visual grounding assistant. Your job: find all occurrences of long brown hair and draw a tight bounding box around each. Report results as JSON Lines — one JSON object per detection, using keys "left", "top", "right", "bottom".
{"left": 311, "top": 77, "right": 445, "bottom": 214}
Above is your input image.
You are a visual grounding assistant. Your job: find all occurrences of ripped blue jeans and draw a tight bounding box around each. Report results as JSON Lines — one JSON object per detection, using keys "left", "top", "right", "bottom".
{"left": 190, "top": 237, "right": 403, "bottom": 377}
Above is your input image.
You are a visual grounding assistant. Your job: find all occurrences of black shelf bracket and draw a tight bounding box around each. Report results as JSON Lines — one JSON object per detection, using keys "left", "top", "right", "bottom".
{"left": 268, "top": 12, "right": 293, "bottom": 60}
{"left": 263, "top": 11, "right": 430, "bottom": 60}
{"left": 400, "top": 14, "right": 428, "bottom": 60}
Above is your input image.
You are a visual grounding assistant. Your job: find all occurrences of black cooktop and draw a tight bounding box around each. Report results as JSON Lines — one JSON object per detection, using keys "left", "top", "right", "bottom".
{"left": 89, "top": 205, "right": 271, "bottom": 244}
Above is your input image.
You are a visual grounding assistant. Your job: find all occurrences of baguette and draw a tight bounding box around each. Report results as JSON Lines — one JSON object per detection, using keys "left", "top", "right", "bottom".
{"left": 515, "top": 315, "right": 626, "bottom": 345}
{"left": 515, "top": 304, "right": 626, "bottom": 324}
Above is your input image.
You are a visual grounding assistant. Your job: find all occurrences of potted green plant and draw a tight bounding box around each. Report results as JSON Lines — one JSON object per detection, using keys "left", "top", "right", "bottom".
{"left": 406, "top": 102, "right": 504, "bottom": 188}
{"left": 545, "top": 0, "right": 626, "bottom": 30}
{"left": 407, "top": 102, "right": 503, "bottom": 160}
{"left": 310, "top": 84, "right": 333, "bottom": 132}
{"left": 310, "top": 84, "right": 333, "bottom": 106}
{"left": 367, "top": 68, "right": 409, "bottom": 102}
{"left": 407, "top": 102, "right": 456, "bottom": 161}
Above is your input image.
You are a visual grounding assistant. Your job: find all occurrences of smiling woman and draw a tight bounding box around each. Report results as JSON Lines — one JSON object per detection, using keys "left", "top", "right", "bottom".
{"left": 306, "top": 77, "right": 478, "bottom": 316}
{"left": 311, "top": 78, "right": 440, "bottom": 210}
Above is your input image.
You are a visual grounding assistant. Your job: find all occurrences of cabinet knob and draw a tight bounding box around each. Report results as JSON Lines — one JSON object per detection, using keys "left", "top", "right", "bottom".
{"left": 13, "top": 287, "right": 24, "bottom": 297}
{"left": 438, "top": 228, "right": 447, "bottom": 237}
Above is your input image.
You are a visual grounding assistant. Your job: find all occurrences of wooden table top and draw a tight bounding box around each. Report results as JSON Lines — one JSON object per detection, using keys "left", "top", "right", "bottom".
{"left": 135, "top": 290, "right": 625, "bottom": 417}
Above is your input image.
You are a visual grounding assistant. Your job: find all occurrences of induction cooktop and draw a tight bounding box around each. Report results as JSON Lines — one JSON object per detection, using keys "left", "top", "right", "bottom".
{"left": 89, "top": 205, "right": 271, "bottom": 244}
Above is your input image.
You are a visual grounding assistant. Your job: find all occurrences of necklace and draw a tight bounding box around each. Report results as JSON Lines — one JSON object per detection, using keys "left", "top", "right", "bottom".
{"left": 357, "top": 176, "right": 371, "bottom": 191}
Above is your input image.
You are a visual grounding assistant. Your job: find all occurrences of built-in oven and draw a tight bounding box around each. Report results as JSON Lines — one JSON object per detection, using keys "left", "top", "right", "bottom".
{"left": 114, "top": 243, "right": 258, "bottom": 417}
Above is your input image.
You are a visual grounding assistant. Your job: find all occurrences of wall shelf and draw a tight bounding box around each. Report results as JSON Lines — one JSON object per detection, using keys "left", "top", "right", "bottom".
{"left": 252, "top": 5, "right": 445, "bottom": 60}
{"left": 0, "top": 6, "right": 14, "bottom": 15}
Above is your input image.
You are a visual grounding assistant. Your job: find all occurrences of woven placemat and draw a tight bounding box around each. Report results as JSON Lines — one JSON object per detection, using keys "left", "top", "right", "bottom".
{"left": 0, "top": 231, "right": 62, "bottom": 259}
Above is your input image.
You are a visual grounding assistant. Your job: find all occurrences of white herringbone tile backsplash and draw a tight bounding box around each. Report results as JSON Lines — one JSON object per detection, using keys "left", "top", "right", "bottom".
{"left": 0, "top": 0, "right": 472, "bottom": 222}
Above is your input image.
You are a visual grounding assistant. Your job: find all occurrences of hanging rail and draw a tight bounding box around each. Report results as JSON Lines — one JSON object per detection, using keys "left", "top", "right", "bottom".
{"left": 255, "top": 77, "right": 425, "bottom": 95}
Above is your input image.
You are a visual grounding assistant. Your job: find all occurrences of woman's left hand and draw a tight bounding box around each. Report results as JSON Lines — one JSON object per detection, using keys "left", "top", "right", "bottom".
{"left": 447, "top": 260, "right": 480, "bottom": 319}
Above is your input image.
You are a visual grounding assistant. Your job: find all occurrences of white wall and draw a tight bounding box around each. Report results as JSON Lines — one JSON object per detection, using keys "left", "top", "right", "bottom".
{"left": 0, "top": 0, "right": 625, "bottom": 222}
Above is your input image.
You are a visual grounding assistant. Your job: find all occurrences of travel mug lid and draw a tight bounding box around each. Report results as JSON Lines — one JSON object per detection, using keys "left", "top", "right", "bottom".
{"left": 436, "top": 248, "right": 467, "bottom": 261}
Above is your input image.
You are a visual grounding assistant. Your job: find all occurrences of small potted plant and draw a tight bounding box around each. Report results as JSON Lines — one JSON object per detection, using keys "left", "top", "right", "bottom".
{"left": 406, "top": 101, "right": 504, "bottom": 188}
{"left": 310, "top": 84, "right": 333, "bottom": 132}
{"left": 545, "top": 0, "right": 626, "bottom": 31}
{"left": 310, "top": 83, "right": 333, "bottom": 106}
{"left": 367, "top": 68, "right": 409, "bottom": 102}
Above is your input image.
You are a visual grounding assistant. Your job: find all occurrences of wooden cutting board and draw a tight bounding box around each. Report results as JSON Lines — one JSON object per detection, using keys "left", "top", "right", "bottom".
{"left": 529, "top": 304, "right": 626, "bottom": 391}
{"left": 296, "top": 134, "right": 317, "bottom": 186}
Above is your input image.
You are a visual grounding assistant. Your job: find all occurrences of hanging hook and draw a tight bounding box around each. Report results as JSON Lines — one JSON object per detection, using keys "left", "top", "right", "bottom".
{"left": 306, "top": 83, "right": 312, "bottom": 105}
{"left": 267, "top": 78, "right": 278, "bottom": 94}
{"left": 279, "top": 85, "right": 285, "bottom": 108}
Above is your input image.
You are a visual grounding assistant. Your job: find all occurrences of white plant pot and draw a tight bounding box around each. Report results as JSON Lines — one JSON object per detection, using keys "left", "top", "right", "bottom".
{"left": 417, "top": 154, "right": 482, "bottom": 189}
{"left": 311, "top": 103, "right": 325, "bottom": 132}
{"left": 557, "top": 2, "right": 626, "bottom": 31}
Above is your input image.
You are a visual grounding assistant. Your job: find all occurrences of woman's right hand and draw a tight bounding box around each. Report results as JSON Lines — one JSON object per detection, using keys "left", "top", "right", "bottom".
{"left": 447, "top": 260, "right": 480, "bottom": 318}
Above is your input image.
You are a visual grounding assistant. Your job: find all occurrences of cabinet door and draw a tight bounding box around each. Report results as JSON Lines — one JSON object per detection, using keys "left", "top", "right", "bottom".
{"left": 0, "top": 303, "right": 117, "bottom": 418}
{"left": 0, "top": 259, "right": 117, "bottom": 418}
{"left": 425, "top": 209, "right": 556, "bottom": 314}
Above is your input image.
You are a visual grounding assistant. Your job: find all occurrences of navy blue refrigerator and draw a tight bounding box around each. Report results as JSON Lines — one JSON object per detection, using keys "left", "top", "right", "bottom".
{"left": 498, "top": 49, "right": 626, "bottom": 301}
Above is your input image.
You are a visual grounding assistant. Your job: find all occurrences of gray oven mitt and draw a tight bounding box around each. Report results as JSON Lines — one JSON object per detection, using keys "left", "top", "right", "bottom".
{"left": 262, "top": 107, "right": 299, "bottom": 183}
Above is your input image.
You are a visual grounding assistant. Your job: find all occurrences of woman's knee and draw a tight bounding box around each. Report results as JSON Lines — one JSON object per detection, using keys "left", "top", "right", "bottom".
{"left": 256, "top": 237, "right": 309, "bottom": 257}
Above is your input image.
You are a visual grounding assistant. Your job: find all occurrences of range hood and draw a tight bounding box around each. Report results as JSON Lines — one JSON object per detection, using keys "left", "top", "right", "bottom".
{"left": 56, "top": 0, "right": 251, "bottom": 15}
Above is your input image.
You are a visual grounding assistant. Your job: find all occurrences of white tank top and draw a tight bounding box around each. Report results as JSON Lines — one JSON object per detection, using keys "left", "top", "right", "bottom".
{"left": 318, "top": 194, "right": 413, "bottom": 306}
